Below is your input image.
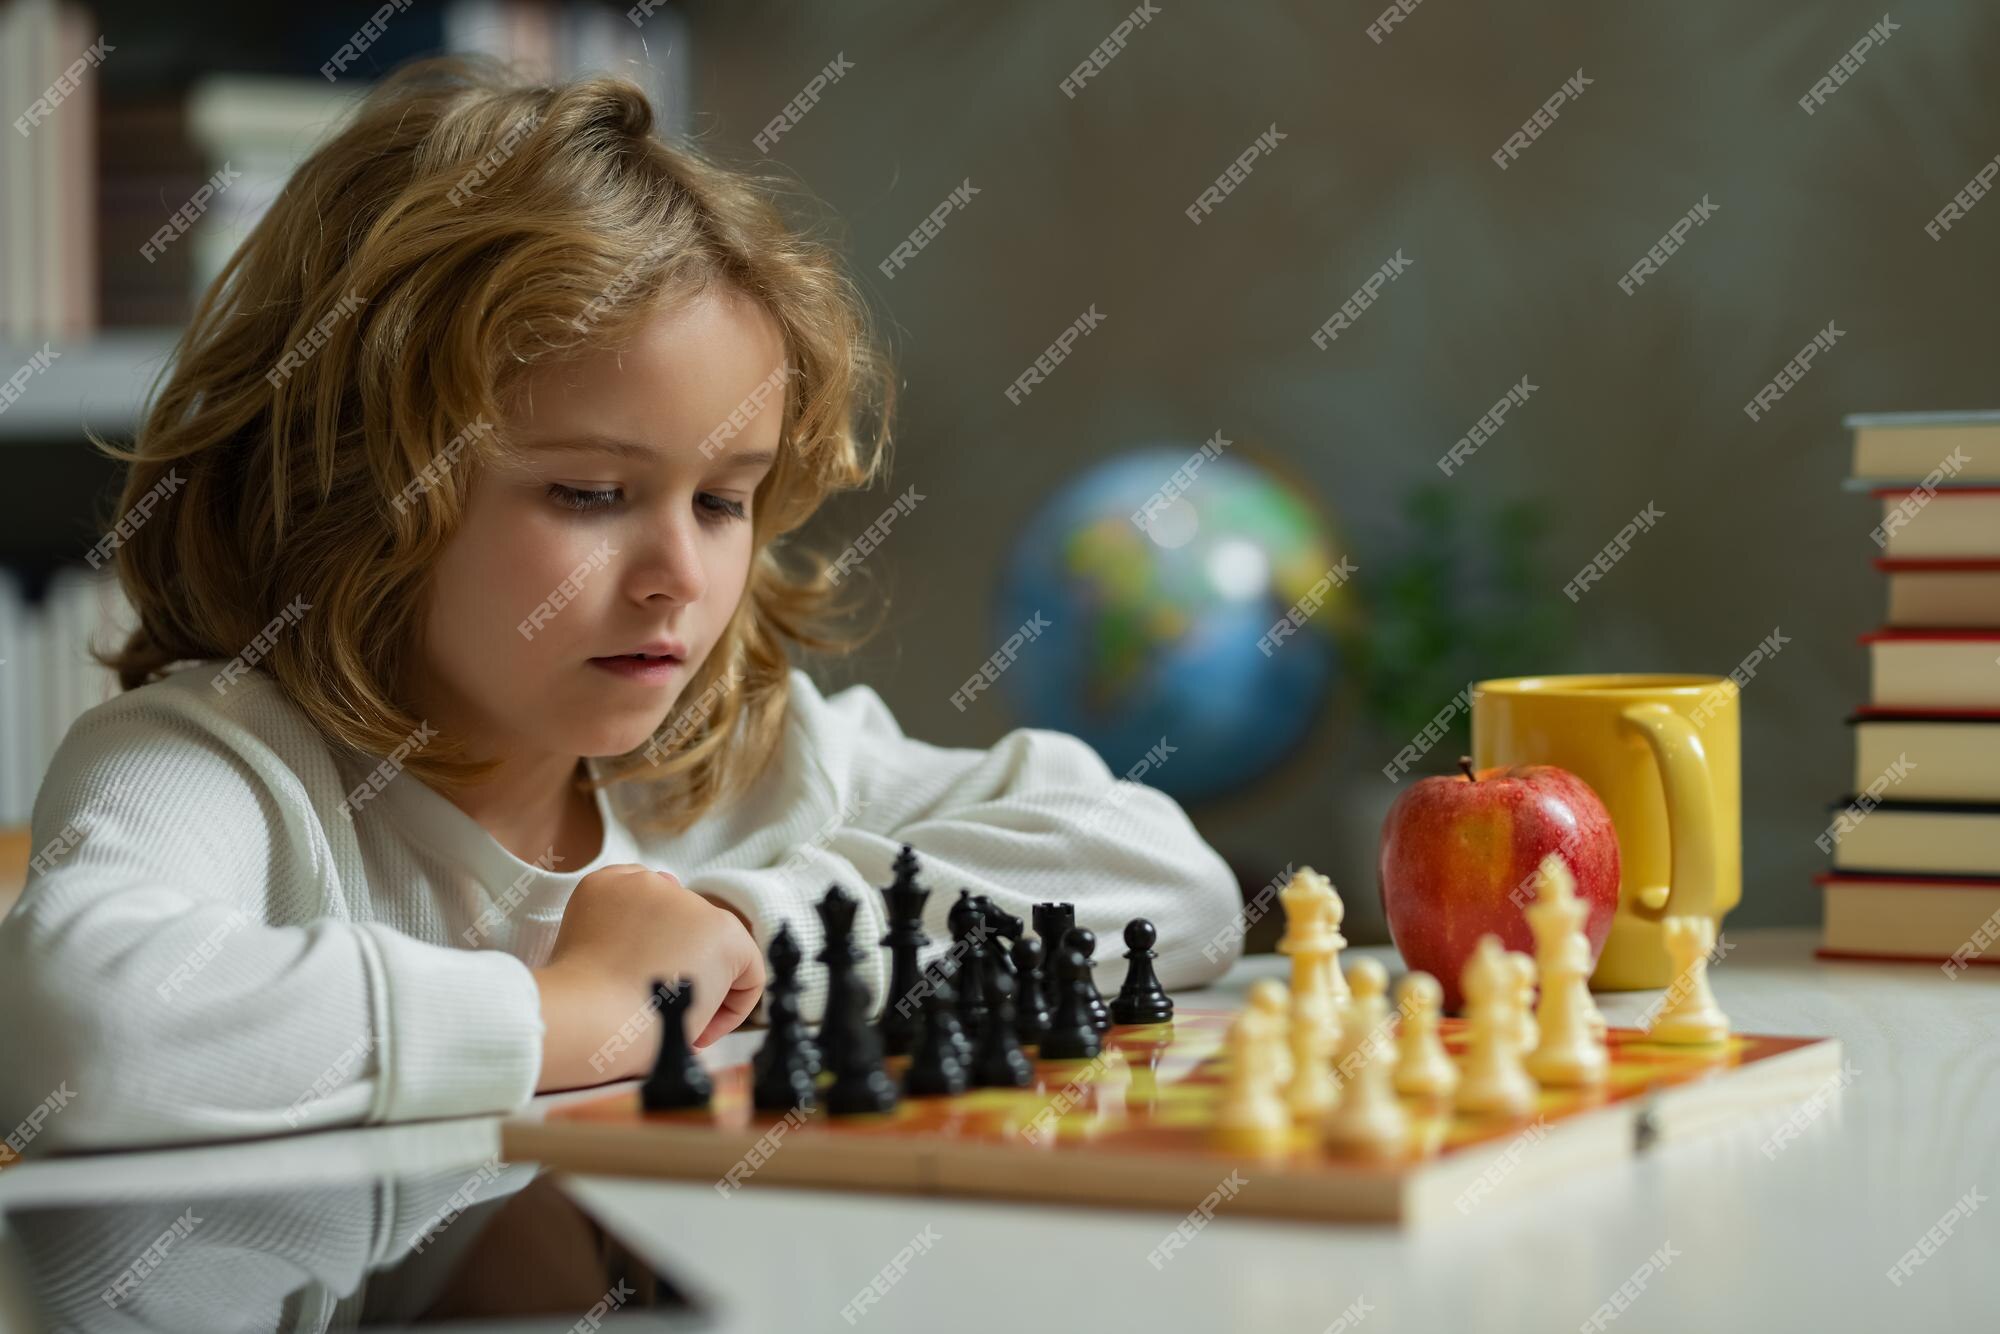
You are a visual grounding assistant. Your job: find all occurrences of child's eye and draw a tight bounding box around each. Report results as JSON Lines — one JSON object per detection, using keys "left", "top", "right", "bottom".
{"left": 699, "top": 493, "right": 748, "bottom": 522}
{"left": 547, "top": 483, "right": 620, "bottom": 512}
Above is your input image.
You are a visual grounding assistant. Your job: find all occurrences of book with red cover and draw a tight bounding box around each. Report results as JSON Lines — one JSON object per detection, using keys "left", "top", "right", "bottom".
{"left": 1816, "top": 872, "right": 2000, "bottom": 966}
{"left": 1860, "top": 629, "right": 2000, "bottom": 709}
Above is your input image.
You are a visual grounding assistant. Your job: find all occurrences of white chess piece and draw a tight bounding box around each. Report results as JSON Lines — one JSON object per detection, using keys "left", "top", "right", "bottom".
{"left": 1279, "top": 867, "right": 1342, "bottom": 1061}
{"left": 1286, "top": 987, "right": 1339, "bottom": 1120}
{"left": 1321, "top": 959, "right": 1407, "bottom": 1156}
{"left": 1393, "top": 971, "right": 1458, "bottom": 1099}
{"left": 1648, "top": 915, "right": 1731, "bottom": 1045}
{"left": 1320, "top": 874, "right": 1352, "bottom": 1007}
{"left": 1454, "top": 936, "right": 1537, "bottom": 1118}
{"left": 1215, "top": 979, "right": 1291, "bottom": 1153}
{"left": 1507, "top": 951, "right": 1539, "bottom": 1055}
{"left": 1524, "top": 855, "right": 1608, "bottom": 1087}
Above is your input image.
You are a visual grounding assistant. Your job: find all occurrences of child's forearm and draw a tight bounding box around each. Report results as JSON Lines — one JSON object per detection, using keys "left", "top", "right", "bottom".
{"left": 531, "top": 961, "right": 646, "bottom": 1091}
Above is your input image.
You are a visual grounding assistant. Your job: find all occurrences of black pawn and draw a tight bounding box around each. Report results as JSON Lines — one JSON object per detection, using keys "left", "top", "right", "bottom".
{"left": 1037, "top": 943, "right": 1103, "bottom": 1061}
{"left": 753, "top": 925, "right": 819, "bottom": 1113}
{"left": 973, "top": 970, "right": 1035, "bottom": 1088}
{"left": 949, "top": 890, "right": 990, "bottom": 1036}
{"left": 771, "top": 921, "right": 822, "bottom": 1076}
{"left": 640, "top": 977, "right": 712, "bottom": 1111}
{"left": 1069, "top": 926, "right": 1112, "bottom": 1032}
{"left": 1031, "top": 902, "right": 1076, "bottom": 1012}
{"left": 904, "top": 974, "right": 970, "bottom": 1097}
{"left": 1011, "top": 935, "right": 1052, "bottom": 1047}
{"left": 1110, "top": 918, "right": 1175, "bottom": 1026}
{"left": 928, "top": 960, "right": 975, "bottom": 1070}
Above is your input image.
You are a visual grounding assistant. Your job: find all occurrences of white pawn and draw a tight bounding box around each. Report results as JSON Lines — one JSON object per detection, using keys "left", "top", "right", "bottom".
{"left": 1524, "top": 855, "right": 1608, "bottom": 1087}
{"left": 1215, "top": 979, "right": 1291, "bottom": 1154}
{"left": 1393, "top": 971, "right": 1458, "bottom": 1100}
{"left": 1455, "top": 936, "right": 1537, "bottom": 1118}
{"left": 1648, "top": 915, "right": 1731, "bottom": 1045}
{"left": 1321, "top": 959, "right": 1407, "bottom": 1156}
{"left": 1287, "top": 986, "right": 1339, "bottom": 1121}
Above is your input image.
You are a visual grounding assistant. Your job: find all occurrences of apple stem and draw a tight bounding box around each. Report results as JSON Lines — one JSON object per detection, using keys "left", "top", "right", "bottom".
{"left": 1459, "top": 756, "right": 1476, "bottom": 782}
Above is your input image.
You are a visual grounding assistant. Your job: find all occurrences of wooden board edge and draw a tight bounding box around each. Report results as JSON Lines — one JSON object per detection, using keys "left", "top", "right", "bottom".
{"left": 501, "top": 1117, "right": 938, "bottom": 1195}
{"left": 502, "top": 1115, "right": 1412, "bottom": 1223}
{"left": 917, "top": 1135, "right": 1408, "bottom": 1224}
{"left": 1402, "top": 1101, "right": 1635, "bottom": 1227}
{"left": 1643, "top": 1038, "right": 1847, "bottom": 1145}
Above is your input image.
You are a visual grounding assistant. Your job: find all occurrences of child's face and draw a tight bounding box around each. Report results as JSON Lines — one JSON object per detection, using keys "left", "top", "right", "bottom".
{"left": 418, "top": 283, "right": 785, "bottom": 766}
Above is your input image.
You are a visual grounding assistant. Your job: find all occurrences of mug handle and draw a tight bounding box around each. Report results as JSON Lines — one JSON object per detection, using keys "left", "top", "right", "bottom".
{"left": 1616, "top": 702, "right": 1718, "bottom": 922}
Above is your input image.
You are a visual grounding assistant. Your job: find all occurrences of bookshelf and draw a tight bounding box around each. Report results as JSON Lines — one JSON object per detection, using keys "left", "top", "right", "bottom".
{"left": 0, "top": 0, "right": 694, "bottom": 835}
{"left": 0, "top": 329, "right": 180, "bottom": 442}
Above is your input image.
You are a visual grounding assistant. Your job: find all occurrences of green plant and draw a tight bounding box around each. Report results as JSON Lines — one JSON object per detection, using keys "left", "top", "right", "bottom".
{"left": 1347, "top": 482, "right": 1569, "bottom": 749}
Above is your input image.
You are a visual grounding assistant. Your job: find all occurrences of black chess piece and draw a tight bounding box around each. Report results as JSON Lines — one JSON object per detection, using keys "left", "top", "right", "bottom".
{"left": 1011, "top": 935, "right": 1052, "bottom": 1046}
{"left": 949, "top": 890, "right": 990, "bottom": 1036}
{"left": 1109, "top": 917, "right": 1175, "bottom": 1026}
{"left": 752, "top": 924, "right": 819, "bottom": 1113}
{"left": 980, "top": 900, "right": 1025, "bottom": 980}
{"left": 925, "top": 959, "right": 974, "bottom": 1070}
{"left": 1036, "top": 942, "right": 1103, "bottom": 1061}
{"left": 816, "top": 885, "right": 898, "bottom": 1116}
{"left": 1031, "top": 901, "right": 1076, "bottom": 1012}
{"left": 814, "top": 885, "right": 862, "bottom": 1078}
{"left": 640, "top": 977, "right": 713, "bottom": 1111}
{"left": 903, "top": 972, "right": 970, "bottom": 1097}
{"left": 1069, "top": 926, "right": 1112, "bottom": 1031}
{"left": 973, "top": 970, "right": 1035, "bottom": 1088}
{"left": 877, "top": 845, "right": 931, "bottom": 1057}
{"left": 825, "top": 976, "right": 900, "bottom": 1116}
{"left": 980, "top": 900, "right": 1021, "bottom": 1014}
{"left": 769, "top": 921, "right": 822, "bottom": 1076}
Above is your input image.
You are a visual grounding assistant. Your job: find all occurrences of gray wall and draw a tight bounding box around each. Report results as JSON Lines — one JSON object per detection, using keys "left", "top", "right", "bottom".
{"left": 681, "top": 0, "right": 2000, "bottom": 941}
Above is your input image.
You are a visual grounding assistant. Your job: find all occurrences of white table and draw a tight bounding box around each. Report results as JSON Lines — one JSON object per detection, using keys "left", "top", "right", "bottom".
{"left": 4, "top": 928, "right": 1995, "bottom": 1333}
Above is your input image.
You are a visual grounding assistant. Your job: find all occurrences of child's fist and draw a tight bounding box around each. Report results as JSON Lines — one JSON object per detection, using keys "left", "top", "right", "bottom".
{"left": 532, "top": 864, "right": 766, "bottom": 1089}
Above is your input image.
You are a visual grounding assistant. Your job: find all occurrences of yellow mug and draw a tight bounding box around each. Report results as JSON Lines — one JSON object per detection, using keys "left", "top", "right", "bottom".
{"left": 1470, "top": 674, "right": 1740, "bottom": 991}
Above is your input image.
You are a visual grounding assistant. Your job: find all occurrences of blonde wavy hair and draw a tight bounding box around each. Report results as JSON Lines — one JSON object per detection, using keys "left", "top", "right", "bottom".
{"left": 93, "top": 55, "right": 892, "bottom": 834}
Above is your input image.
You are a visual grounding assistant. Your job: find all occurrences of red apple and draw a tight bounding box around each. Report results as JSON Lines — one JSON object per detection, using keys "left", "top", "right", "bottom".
{"left": 1379, "top": 757, "right": 1619, "bottom": 1011}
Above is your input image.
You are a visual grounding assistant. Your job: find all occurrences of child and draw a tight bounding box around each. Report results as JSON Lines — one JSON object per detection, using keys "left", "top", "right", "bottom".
{"left": 0, "top": 57, "right": 1242, "bottom": 1152}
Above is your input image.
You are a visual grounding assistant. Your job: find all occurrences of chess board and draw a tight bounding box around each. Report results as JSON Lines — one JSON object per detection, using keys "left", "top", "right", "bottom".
{"left": 500, "top": 1011, "right": 1845, "bottom": 1226}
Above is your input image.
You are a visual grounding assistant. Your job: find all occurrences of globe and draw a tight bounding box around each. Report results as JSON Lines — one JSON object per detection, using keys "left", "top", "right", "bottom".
{"left": 993, "top": 446, "right": 1347, "bottom": 804}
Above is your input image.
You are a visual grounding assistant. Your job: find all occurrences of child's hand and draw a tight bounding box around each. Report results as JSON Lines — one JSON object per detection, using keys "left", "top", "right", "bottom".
{"left": 531, "top": 864, "right": 766, "bottom": 1090}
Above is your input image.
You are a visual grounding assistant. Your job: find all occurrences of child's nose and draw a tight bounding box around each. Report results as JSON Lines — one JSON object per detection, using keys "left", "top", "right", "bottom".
{"left": 630, "top": 522, "right": 708, "bottom": 605}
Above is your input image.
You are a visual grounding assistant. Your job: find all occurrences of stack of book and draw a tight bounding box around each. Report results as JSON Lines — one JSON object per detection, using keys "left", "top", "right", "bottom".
{"left": 1819, "top": 411, "right": 2000, "bottom": 968}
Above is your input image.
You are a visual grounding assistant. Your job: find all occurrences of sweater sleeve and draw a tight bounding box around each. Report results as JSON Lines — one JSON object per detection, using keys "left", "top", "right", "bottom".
{"left": 687, "top": 673, "right": 1245, "bottom": 1023}
{"left": 0, "top": 701, "right": 543, "bottom": 1153}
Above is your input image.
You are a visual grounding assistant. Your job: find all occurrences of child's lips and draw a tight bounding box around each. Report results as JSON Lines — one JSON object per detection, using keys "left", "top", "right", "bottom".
{"left": 588, "top": 655, "right": 683, "bottom": 682}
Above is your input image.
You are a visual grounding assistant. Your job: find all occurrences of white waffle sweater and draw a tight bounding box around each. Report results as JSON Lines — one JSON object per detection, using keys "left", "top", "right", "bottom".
{"left": 0, "top": 663, "right": 1241, "bottom": 1152}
